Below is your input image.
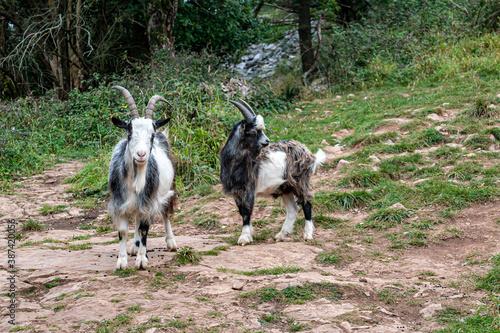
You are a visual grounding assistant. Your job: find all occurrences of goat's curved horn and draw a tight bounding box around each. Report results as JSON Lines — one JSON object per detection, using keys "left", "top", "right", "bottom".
{"left": 145, "top": 95, "right": 169, "bottom": 119}
{"left": 238, "top": 98, "right": 256, "bottom": 116}
{"left": 112, "top": 86, "right": 139, "bottom": 120}
{"left": 230, "top": 100, "right": 255, "bottom": 122}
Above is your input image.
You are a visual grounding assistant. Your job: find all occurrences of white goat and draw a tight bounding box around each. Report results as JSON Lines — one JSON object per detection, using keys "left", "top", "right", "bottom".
{"left": 108, "top": 86, "right": 177, "bottom": 270}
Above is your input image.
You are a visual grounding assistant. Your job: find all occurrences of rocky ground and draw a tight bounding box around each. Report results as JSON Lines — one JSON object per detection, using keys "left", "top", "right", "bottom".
{"left": 1, "top": 143, "right": 499, "bottom": 332}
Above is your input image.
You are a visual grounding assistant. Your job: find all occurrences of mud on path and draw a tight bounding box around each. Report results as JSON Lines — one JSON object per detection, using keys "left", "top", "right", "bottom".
{"left": 0, "top": 160, "right": 499, "bottom": 333}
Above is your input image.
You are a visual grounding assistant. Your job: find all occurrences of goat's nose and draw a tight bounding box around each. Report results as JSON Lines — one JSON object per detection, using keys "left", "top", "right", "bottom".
{"left": 137, "top": 152, "right": 146, "bottom": 158}
{"left": 263, "top": 139, "right": 270, "bottom": 147}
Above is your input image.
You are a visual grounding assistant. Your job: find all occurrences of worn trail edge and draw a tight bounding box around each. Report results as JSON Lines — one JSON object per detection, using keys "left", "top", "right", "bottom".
{"left": 0, "top": 160, "right": 499, "bottom": 332}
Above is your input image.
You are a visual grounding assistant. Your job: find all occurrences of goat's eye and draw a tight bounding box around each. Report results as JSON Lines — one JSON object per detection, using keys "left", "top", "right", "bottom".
{"left": 248, "top": 129, "right": 257, "bottom": 137}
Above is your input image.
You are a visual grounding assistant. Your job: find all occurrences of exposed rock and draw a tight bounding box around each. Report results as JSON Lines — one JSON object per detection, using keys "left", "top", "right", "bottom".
{"left": 377, "top": 306, "right": 398, "bottom": 317}
{"left": 231, "top": 280, "right": 248, "bottom": 291}
{"left": 221, "top": 78, "right": 251, "bottom": 98}
{"left": 420, "top": 303, "right": 442, "bottom": 318}
{"left": 324, "top": 145, "right": 344, "bottom": 155}
{"left": 426, "top": 113, "right": 442, "bottom": 121}
{"left": 339, "top": 321, "right": 352, "bottom": 332}
{"left": 368, "top": 155, "right": 381, "bottom": 163}
{"left": 336, "top": 159, "right": 351, "bottom": 171}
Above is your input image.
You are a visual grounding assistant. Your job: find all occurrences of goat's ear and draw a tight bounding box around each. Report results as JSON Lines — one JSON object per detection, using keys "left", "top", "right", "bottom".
{"left": 111, "top": 117, "right": 129, "bottom": 130}
{"left": 155, "top": 118, "right": 171, "bottom": 129}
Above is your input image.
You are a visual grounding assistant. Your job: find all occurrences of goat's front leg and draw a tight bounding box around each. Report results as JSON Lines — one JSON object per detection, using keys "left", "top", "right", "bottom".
{"left": 116, "top": 216, "right": 129, "bottom": 270}
{"left": 302, "top": 201, "right": 314, "bottom": 241}
{"left": 129, "top": 217, "right": 141, "bottom": 256}
{"left": 275, "top": 193, "right": 299, "bottom": 242}
{"left": 135, "top": 217, "right": 150, "bottom": 269}
{"left": 235, "top": 192, "right": 254, "bottom": 246}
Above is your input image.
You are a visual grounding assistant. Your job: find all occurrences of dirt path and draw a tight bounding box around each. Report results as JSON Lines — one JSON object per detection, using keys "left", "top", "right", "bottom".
{"left": 1, "top": 160, "right": 499, "bottom": 332}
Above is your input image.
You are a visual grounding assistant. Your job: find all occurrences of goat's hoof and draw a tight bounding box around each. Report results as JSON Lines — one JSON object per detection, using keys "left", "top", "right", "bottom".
{"left": 135, "top": 256, "right": 148, "bottom": 270}
{"left": 129, "top": 244, "right": 139, "bottom": 256}
{"left": 116, "top": 257, "right": 128, "bottom": 270}
{"left": 237, "top": 235, "right": 253, "bottom": 246}
{"left": 303, "top": 232, "right": 314, "bottom": 241}
{"left": 275, "top": 232, "right": 286, "bottom": 242}
{"left": 166, "top": 238, "right": 177, "bottom": 251}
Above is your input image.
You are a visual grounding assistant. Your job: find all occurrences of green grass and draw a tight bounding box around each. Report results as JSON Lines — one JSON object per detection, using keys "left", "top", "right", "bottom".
{"left": 315, "top": 190, "right": 373, "bottom": 211}
{"left": 218, "top": 265, "right": 303, "bottom": 276}
{"left": 359, "top": 208, "right": 413, "bottom": 229}
{"left": 20, "top": 219, "right": 45, "bottom": 231}
{"left": 476, "top": 254, "right": 500, "bottom": 293}
{"left": 173, "top": 247, "right": 202, "bottom": 265}
{"left": 112, "top": 269, "right": 136, "bottom": 278}
{"left": 39, "top": 204, "right": 68, "bottom": 216}
{"left": 316, "top": 250, "right": 344, "bottom": 265}
{"left": 241, "top": 282, "right": 342, "bottom": 305}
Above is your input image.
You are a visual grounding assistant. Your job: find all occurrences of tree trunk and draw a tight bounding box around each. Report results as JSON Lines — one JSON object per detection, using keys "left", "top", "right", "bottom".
{"left": 146, "top": 0, "right": 178, "bottom": 54}
{"left": 297, "top": 0, "right": 314, "bottom": 75}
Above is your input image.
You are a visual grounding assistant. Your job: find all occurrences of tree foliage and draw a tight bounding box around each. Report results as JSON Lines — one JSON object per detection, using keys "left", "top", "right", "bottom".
{"left": 174, "top": 0, "right": 265, "bottom": 55}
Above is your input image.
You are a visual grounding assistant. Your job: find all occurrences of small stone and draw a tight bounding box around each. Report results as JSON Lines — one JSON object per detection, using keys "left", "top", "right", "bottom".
{"left": 359, "top": 277, "right": 367, "bottom": 283}
{"left": 386, "top": 139, "right": 394, "bottom": 145}
{"left": 488, "top": 104, "right": 497, "bottom": 109}
{"left": 347, "top": 94, "right": 355, "bottom": 98}
{"left": 321, "top": 139, "right": 329, "bottom": 145}
{"left": 420, "top": 303, "right": 442, "bottom": 318}
{"left": 388, "top": 202, "right": 406, "bottom": 210}
{"left": 232, "top": 280, "right": 248, "bottom": 291}
{"left": 336, "top": 95, "right": 342, "bottom": 99}
{"left": 324, "top": 146, "right": 343, "bottom": 155}
{"left": 426, "top": 113, "right": 441, "bottom": 121}
{"left": 339, "top": 321, "right": 352, "bottom": 333}
{"left": 368, "top": 155, "right": 380, "bottom": 163}
{"left": 336, "top": 159, "right": 351, "bottom": 171}
{"left": 401, "top": 94, "right": 411, "bottom": 98}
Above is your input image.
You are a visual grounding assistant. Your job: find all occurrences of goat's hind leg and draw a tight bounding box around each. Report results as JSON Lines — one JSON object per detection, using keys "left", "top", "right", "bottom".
{"left": 115, "top": 216, "right": 129, "bottom": 270}
{"left": 302, "top": 201, "right": 314, "bottom": 241}
{"left": 162, "top": 190, "right": 177, "bottom": 251}
{"left": 135, "top": 217, "right": 150, "bottom": 269}
{"left": 275, "top": 193, "right": 299, "bottom": 242}
{"left": 162, "top": 214, "right": 177, "bottom": 252}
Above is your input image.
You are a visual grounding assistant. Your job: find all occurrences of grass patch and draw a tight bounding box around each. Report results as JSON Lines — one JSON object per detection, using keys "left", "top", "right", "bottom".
{"left": 476, "top": 254, "right": 500, "bottom": 293}
{"left": 359, "top": 208, "right": 413, "bottom": 229}
{"left": 173, "top": 247, "right": 202, "bottom": 265}
{"left": 316, "top": 249, "right": 345, "bottom": 265}
{"left": 465, "top": 97, "right": 498, "bottom": 118}
{"left": 39, "top": 204, "right": 68, "bottom": 216}
{"left": 112, "top": 269, "right": 136, "bottom": 278}
{"left": 241, "top": 282, "right": 342, "bottom": 305}
{"left": 315, "top": 190, "right": 373, "bottom": 211}
{"left": 20, "top": 219, "right": 45, "bottom": 232}
{"left": 218, "top": 265, "right": 303, "bottom": 276}
{"left": 53, "top": 304, "right": 66, "bottom": 312}
{"left": 341, "top": 168, "right": 382, "bottom": 188}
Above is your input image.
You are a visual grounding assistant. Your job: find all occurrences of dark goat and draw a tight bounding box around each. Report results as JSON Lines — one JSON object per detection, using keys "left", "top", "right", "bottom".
{"left": 108, "top": 86, "right": 177, "bottom": 270}
{"left": 220, "top": 99, "right": 325, "bottom": 245}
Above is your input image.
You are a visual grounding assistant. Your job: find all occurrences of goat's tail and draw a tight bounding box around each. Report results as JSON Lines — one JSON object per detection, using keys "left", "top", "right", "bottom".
{"left": 312, "top": 149, "right": 326, "bottom": 175}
